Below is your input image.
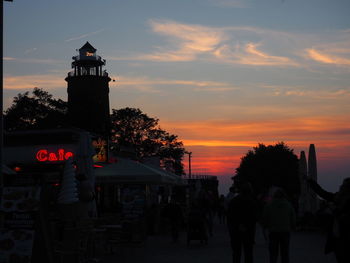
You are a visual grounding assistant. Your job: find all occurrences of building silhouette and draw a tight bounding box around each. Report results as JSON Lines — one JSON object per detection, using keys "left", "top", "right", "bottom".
{"left": 307, "top": 144, "right": 319, "bottom": 213}
{"left": 298, "top": 144, "right": 320, "bottom": 216}
{"left": 298, "top": 150, "right": 308, "bottom": 216}
{"left": 66, "top": 42, "right": 111, "bottom": 137}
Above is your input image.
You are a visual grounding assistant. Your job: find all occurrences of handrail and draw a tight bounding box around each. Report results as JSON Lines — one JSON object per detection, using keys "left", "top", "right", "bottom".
{"left": 67, "top": 71, "right": 109, "bottom": 77}
{"left": 183, "top": 175, "right": 218, "bottom": 180}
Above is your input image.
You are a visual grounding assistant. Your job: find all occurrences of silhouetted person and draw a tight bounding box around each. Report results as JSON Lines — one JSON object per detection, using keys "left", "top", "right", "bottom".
{"left": 146, "top": 203, "right": 158, "bottom": 235}
{"left": 187, "top": 202, "right": 208, "bottom": 245}
{"left": 197, "top": 189, "right": 214, "bottom": 237}
{"left": 76, "top": 173, "right": 96, "bottom": 218}
{"left": 225, "top": 186, "right": 237, "bottom": 216}
{"left": 164, "top": 197, "right": 184, "bottom": 242}
{"left": 262, "top": 188, "right": 295, "bottom": 263}
{"left": 217, "top": 194, "right": 226, "bottom": 224}
{"left": 76, "top": 173, "right": 95, "bottom": 202}
{"left": 308, "top": 178, "right": 350, "bottom": 263}
{"left": 227, "top": 182, "right": 258, "bottom": 263}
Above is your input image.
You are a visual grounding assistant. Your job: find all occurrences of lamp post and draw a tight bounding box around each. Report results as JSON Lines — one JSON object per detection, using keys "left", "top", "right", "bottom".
{"left": 1, "top": 1, "right": 13, "bottom": 190}
{"left": 185, "top": 151, "right": 192, "bottom": 179}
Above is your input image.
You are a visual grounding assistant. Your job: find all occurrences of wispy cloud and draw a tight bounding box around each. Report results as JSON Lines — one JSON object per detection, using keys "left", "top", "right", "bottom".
{"left": 285, "top": 88, "right": 350, "bottom": 99}
{"left": 163, "top": 116, "right": 350, "bottom": 149}
{"left": 65, "top": 29, "right": 105, "bottom": 42}
{"left": 4, "top": 74, "right": 65, "bottom": 91}
{"left": 266, "top": 84, "right": 350, "bottom": 99}
{"left": 207, "top": 0, "right": 252, "bottom": 8}
{"left": 193, "top": 86, "right": 239, "bottom": 92}
{"left": 132, "top": 20, "right": 299, "bottom": 67}
{"left": 138, "top": 20, "right": 225, "bottom": 62}
{"left": 4, "top": 57, "right": 16, "bottom": 61}
{"left": 4, "top": 73, "right": 236, "bottom": 96}
{"left": 24, "top": 47, "right": 37, "bottom": 54}
{"left": 306, "top": 48, "right": 350, "bottom": 65}
{"left": 4, "top": 57, "right": 64, "bottom": 65}
{"left": 214, "top": 42, "right": 297, "bottom": 66}
{"left": 114, "top": 20, "right": 350, "bottom": 70}
{"left": 113, "top": 75, "right": 234, "bottom": 92}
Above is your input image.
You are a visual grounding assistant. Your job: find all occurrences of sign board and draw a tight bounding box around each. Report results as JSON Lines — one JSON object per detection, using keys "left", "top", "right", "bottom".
{"left": 4, "top": 145, "right": 76, "bottom": 165}
{"left": 0, "top": 187, "right": 41, "bottom": 263}
{"left": 92, "top": 137, "right": 107, "bottom": 162}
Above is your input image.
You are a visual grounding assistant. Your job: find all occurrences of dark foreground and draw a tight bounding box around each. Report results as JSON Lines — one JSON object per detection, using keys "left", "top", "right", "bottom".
{"left": 98, "top": 220, "right": 336, "bottom": 263}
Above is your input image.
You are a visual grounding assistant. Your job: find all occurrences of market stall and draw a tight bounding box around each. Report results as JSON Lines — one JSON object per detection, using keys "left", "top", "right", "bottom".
{"left": 94, "top": 158, "right": 186, "bottom": 239}
{"left": 2, "top": 128, "right": 96, "bottom": 263}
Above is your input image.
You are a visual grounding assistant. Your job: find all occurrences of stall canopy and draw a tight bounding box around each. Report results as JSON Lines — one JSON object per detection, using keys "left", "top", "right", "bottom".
{"left": 2, "top": 165, "right": 15, "bottom": 175}
{"left": 95, "top": 158, "right": 185, "bottom": 186}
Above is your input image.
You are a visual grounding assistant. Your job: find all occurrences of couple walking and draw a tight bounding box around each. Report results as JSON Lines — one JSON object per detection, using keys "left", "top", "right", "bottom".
{"left": 227, "top": 182, "right": 295, "bottom": 263}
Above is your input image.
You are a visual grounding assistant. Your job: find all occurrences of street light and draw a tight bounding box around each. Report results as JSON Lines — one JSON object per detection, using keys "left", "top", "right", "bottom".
{"left": 1, "top": 0, "right": 14, "bottom": 189}
{"left": 185, "top": 151, "right": 192, "bottom": 179}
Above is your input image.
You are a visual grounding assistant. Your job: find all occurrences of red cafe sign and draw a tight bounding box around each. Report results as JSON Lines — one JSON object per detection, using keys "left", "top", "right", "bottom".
{"left": 36, "top": 149, "right": 74, "bottom": 162}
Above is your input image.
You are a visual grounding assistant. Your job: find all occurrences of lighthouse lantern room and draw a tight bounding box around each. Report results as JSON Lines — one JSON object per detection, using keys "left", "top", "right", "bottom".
{"left": 66, "top": 42, "right": 111, "bottom": 137}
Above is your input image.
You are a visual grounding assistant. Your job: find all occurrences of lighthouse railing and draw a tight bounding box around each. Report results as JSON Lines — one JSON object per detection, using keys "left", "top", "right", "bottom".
{"left": 67, "top": 70, "right": 109, "bottom": 77}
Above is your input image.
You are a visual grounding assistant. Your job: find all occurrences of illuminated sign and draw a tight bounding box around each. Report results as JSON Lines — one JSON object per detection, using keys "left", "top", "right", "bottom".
{"left": 36, "top": 149, "right": 74, "bottom": 162}
{"left": 92, "top": 138, "right": 107, "bottom": 162}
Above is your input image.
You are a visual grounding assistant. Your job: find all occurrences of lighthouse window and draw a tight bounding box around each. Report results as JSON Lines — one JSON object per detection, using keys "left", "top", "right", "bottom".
{"left": 86, "top": 51, "right": 94, "bottom": 57}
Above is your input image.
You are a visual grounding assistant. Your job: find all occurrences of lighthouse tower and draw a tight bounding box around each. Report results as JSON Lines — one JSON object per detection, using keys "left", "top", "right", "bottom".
{"left": 66, "top": 42, "right": 111, "bottom": 137}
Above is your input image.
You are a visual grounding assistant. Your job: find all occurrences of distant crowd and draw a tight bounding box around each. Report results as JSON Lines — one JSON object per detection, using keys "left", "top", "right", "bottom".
{"left": 225, "top": 177, "right": 350, "bottom": 263}
{"left": 156, "top": 177, "right": 350, "bottom": 263}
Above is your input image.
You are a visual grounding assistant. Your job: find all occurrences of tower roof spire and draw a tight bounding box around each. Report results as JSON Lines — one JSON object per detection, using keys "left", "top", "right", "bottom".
{"left": 79, "top": 41, "right": 96, "bottom": 52}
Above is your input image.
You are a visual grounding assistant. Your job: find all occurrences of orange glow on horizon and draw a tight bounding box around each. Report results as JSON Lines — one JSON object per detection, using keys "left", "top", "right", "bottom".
{"left": 181, "top": 138, "right": 350, "bottom": 179}
{"left": 182, "top": 139, "right": 350, "bottom": 149}
{"left": 162, "top": 115, "right": 350, "bottom": 145}
{"left": 183, "top": 140, "right": 257, "bottom": 147}
{"left": 182, "top": 143, "right": 350, "bottom": 179}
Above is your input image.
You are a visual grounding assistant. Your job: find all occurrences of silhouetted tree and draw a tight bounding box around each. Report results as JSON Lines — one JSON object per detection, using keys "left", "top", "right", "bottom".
{"left": 110, "top": 107, "right": 186, "bottom": 175}
{"left": 4, "top": 88, "right": 68, "bottom": 131}
{"left": 235, "top": 142, "right": 300, "bottom": 198}
{"left": 4, "top": 89, "right": 186, "bottom": 175}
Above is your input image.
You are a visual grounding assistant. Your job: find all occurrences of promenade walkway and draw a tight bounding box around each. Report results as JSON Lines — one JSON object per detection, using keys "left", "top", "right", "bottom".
{"left": 100, "top": 219, "right": 337, "bottom": 263}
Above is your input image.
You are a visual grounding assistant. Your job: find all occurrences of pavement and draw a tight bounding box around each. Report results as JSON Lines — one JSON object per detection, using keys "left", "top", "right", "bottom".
{"left": 98, "top": 219, "right": 337, "bottom": 263}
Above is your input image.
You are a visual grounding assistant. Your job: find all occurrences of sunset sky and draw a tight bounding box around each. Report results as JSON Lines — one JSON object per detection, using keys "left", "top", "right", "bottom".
{"left": 4, "top": 0, "right": 350, "bottom": 193}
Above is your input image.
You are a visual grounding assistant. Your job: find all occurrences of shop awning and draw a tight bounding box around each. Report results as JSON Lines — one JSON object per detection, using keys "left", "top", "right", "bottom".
{"left": 95, "top": 158, "right": 185, "bottom": 186}
{"left": 2, "top": 165, "right": 15, "bottom": 175}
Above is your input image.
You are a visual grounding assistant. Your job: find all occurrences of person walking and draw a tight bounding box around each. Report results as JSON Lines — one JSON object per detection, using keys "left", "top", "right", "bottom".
{"left": 197, "top": 189, "right": 214, "bottom": 237}
{"left": 262, "top": 188, "right": 296, "bottom": 263}
{"left": 217, "top": 194, "right": 226, "bottom": 224}
{"left": 164, "top": 196, "right": 184, "bottom": 243}
{"left": 224, "top": 186, "right": 237, "bottom": 226}
{"left": 227, "top": 182, "right": 258, "bottom": 263}
{"left": 308, "top": 177, "right": 350, "bottom": 263}
{"left": 225, "top": 186, "right": 237, "bottom": 213}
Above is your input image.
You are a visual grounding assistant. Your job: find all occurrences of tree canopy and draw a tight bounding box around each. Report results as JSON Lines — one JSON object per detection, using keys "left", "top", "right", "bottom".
{"left": 235, "top": 142, "right": 300, "bottom": 198}
{"left": 4, "top": 88, "right": 186, "bottom": 175}
{"left": 110, "top": 107, "right": 186, "bottom": 175}
{"left": 4, "top": 88, "right": 68, "bottom": 131}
